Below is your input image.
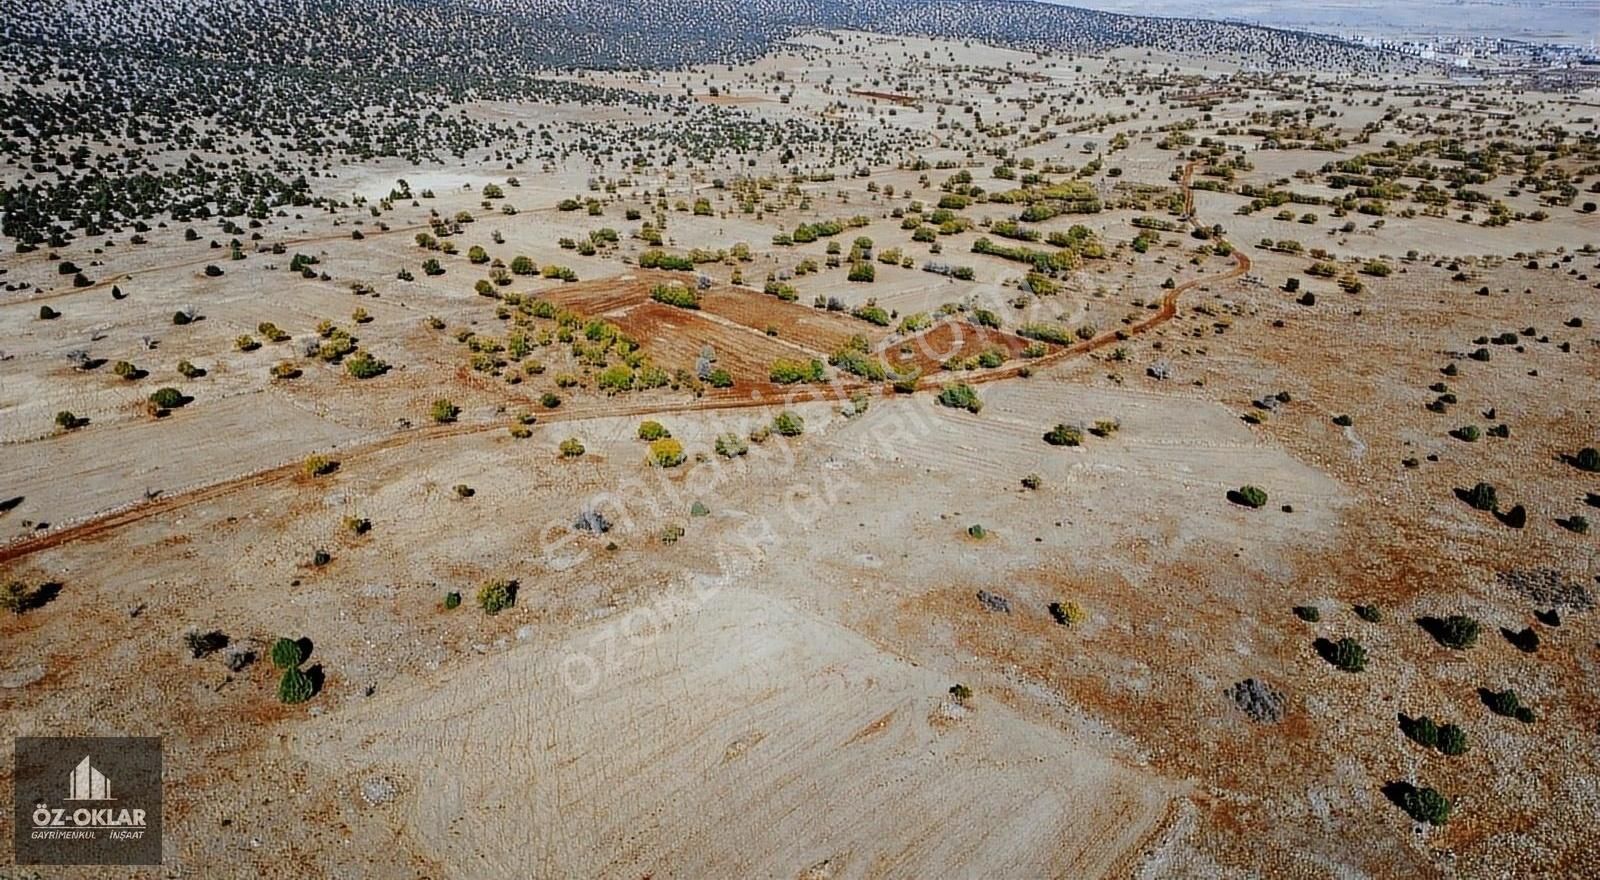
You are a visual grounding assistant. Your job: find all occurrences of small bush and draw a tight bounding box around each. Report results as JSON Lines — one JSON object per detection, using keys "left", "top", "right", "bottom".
{"left": 270, "top": 637, "right": 306, "bottom": 669}
{"left": 444, "top": 591, "right": 461, "bottom": 610}
{"left": 1230, "top": 485, "right": 1269, "bottom": 509}
{"left": 1572, "top": 447, "right": 1600, "bottom": 472}
{"left": 1438, "top": 723, "right": 1468, "bottom": 756}
{"left": 430, "top": 399, "right": 460, "bottom": 424}
{"left": 1043, "top": 424, "right": 1084, "bottom": 447}
{"left": 1395, "top": 784, "right": 1451, "bottom": 826}
{"left": 948, "top": 683, "right": 972, "bottom": 704}
{"left": 1, "top": 581, "right": 32, "bottom": 614}
{"left": 715, "top": 433, "right": 749, "bottom": 458}
{"left": 148, "top": 387, "right": 186, "bottom": 410}
{"left": 1463, "top": 482, "right": 1498, "bottom": 511}
{"left": 650, "top": 284, "right": 699, "bottom": 309}
{"left": 1048, "top": 601, "right": 1087, "bottom": 626}
{"left": 303, "top": 454, "right": 338, "bottom": 477}
{"left": 966, "top": 524, "right": 987, "bottom": 540}
{"left": 477, "top": 579, "right": 516, "bottom": 614}
{"left": 1424, "top": 614, "right": 1480, "bottom": 650}
{"left": 771, "top": 411, "right": 805, "bottom": 437}
{"left": 638, "top": 421, "right": 671, "bottom": 441}
{"left": 345, "top": 351, "right": 389, "bottom": 379}
{"left": 559, "top": 437, "right": 585, "bottom": 458}
{"left": 1315, "top": 637, "right": 1367, "bottom": 672}
{"left": 770, "top": 357, "right": 825, "bottom": 384}
{"left": 1021, "top": 473, "right": 1042, "bottom": 490}
{"left": 1354, "top": 603, "right": 1382, "bottom": 623}
{"left": 1293, "top": 605, "right": 1320, "bottom": 623}
{"left": 936, "top": 383, "right": 983, "bottom": 413}
{"left": 1483, "top": 688, "right": 1534, "bottom": 722}
{"left": 648, "top": 438, "right": 686, "bottom": 468}
{"left": 1088, "top": 419, "right": 1121, "bottom": 438}
{"left": 277, "top": 667, "right": 315, "bottom": 704}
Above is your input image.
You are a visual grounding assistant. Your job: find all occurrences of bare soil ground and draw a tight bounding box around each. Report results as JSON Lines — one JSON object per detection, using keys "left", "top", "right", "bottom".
{"left": 2, "top": 27, "right": 1599, "bottom": 880}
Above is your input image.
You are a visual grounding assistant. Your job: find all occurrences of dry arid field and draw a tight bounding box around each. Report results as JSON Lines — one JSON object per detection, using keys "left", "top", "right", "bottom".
{"left": 1, "top": 1, "right": 1599, "bottom": 877}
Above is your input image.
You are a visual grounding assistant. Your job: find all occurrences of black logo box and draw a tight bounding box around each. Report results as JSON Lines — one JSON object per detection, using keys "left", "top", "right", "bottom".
{"left": 12, "top": 737, "right": 162, "bottom": 866}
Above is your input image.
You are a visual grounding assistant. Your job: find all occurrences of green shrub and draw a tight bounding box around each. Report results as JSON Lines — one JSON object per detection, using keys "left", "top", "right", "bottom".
{"left": 477, "top": 579, "right": 516, "bottom": 614}
{"left": 1438, "top": 723, "right": 1468, "bottom": 756}
{"left": 648, "top": 438, "right": 686, "bottom": 468}
{"left": 1401, "top": 714, "right": 1439, "bottom": 749}
{"left": 302, "top": 454, "right": 338, "bottom": 477}
{"left": 345, "top": 352, "right": 389, "bottom": 379}
{"left": 177, "top": 360, "right": 203, "bottom": 378}
{"left": 430, "top": 399, "right": 460, "bottom": 424}
{"left": 967, "top": 524, "right": 987, "bottom": 540}
{"left": 1484, "top": 688, "right": 1534, "bottom": 723}
{"left": 277, "top": 667, "right": 315, "bottom": 704}
{"left": 1574, "top": 447, "right": 1600, "bottom": 472}
{"left": 770, "top": 357, "right": 825, "bottom": 384}
{"left": 1354, "top": 603, "right": 1382, "bottom": 623}
{"left": 649, "top": 284, "right": 700, "bottom": 309}
{"left": 1429, "top": 615, "right": 1480, "bottom": 650}
{"left": 1231, "top": 485, "right": 1269, "bottom": 508}
{"left": 559, "top": 437, "right": 585, "bottom": 458}
{"left": 1021, "top": 474, "right": 1041, "bottom": 490}
{"left": 936, "top": 383, "right": 983, "bottom": 413}
{"left": 715, "top": 433, "right": 749, "bottom": 458}
{"left": 771, "top": 411, "right": 805, "bottom": 437}
{"left": 1293, "top": 605, "right": 1320, "bottom": 623}
{"left": 1044, "top": 424, "right": 1083, "bottom": 446}
{"left": 1, "top": 581, "right": 32, "bottom": 614}
{"left": 1316, "top": 637, "right": 1367, "bottom": 672}
{"left": 1464, "top": 482, "right": 1498, "bottom": 511}
{"left": 638, "top": 421, "right": 670, "bottom": 441}
{"left": 55, "top": 411, "right": 83, "bottom": 430}
{"left": 1397, "top": 785, "right": 1451, "bottom": 826}
{"left": 270, "top": 637, "right": 305, "bottom": 669}
{"left": 444, "top": 591, "right": 461, "bottom": 610}
{"left": 148, "top": 387, "right": 186, "bottom": 410}
{"left": 1048, "top": 601, "right": 1088, "bottom": 626}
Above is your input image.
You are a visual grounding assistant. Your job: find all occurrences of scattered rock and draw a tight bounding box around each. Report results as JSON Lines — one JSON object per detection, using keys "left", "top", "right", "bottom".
{"left": 976, "top": 590, "right": 1011, "bottom": 614}
{"left": 361, "top": 776, "right": 398, "bottom": 806}
{"left": 1497, "top": 569, "right": 1592, "bottom": 610}
{"left": 1229, "top": 678, "right": 1286, "bottom": 724}
{"left": 223, "top": 641, "right": 258, "bottom": 672}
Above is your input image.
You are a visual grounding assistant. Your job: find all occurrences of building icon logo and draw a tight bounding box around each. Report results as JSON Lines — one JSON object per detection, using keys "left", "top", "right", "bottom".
{"left": 66, "top": 756, "right": 113, "bottom": 801}
{"left": 12, "top": 736, "right": 162, "bottom": 865}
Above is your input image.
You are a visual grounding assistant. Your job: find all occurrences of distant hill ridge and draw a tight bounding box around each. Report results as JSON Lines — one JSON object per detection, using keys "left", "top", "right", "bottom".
{"left": 1, "top": 0, "right": 1396, "bottom": 72}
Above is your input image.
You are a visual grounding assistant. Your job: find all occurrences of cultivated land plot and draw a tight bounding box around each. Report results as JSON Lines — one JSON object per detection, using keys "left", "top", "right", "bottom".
{"left": 606, "top": 299, "right": 813, "bottom": 379}
{"left": 294, "top": 589, "right": 1174, "bottom": 879}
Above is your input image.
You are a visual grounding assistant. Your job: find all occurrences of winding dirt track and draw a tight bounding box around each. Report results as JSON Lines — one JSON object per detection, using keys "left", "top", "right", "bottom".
{"left": 0, "top": 163, "right": 1246, "bottom": 565}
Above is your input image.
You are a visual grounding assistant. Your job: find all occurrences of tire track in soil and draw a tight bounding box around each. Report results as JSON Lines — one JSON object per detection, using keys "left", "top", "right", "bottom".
{"left": 0, "top": 163, "right": 1246, "bottom": 564}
